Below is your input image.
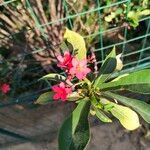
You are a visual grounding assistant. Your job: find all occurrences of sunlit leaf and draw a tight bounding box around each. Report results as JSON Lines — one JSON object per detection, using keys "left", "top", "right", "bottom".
{"left": 40, "top": 73, "right": 73, "bottom": 86}
{"left": 142, "top": 0, "right": 149, "bottom": 8}
{"left": 116, "top": 54, "right": 123, "bottom": 71}
{"left": 105, "top": 12, "right": 116, "bottom": 22}
{"left": 110, "top": 103, "right": 140, "bottom": 130}
{"left": 139, "top": 9, "right": 150, "bottom": 16}
{"left": 104, "top": 92, "right": 150, "bottom": 124}
{"left": 64, "top": 28, "right": 86, "bottom": 60}
{"left": 67, "top": 92, "right": 82, "bottom": 101}
{"left": 40, "top": 73, "right": 66, "bottom": 81}
{"left": 105, "top": 16, "right": 113, "bottom": 22}
{"left": 111, "top": 74, "right": 129, "bottom": 82}
{"left": 127, "top": 11, "right": 139, "bottom": 27}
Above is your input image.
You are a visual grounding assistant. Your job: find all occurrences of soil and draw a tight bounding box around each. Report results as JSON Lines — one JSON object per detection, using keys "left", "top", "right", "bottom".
{"left": 1, "top": 120, "right": 150, "bottom": 150}
{"left": 0, "top": 94, "right": 149, "bottom": 150}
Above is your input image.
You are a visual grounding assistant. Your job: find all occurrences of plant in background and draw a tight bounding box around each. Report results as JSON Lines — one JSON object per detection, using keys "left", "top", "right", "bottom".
{"left": 0, "top": 0, "right": 64, "bottom": 72}
{"left": 36, "top": 28, "right": 150, "bottom": 150}
{"left": 104, "top": 0, "right": 150, "bottom": 28}
{"left": 0, "top": 54, "right": 11, "bottom": 96}
{"left": 0, "top": 83, "right": 10, "bottom": 94}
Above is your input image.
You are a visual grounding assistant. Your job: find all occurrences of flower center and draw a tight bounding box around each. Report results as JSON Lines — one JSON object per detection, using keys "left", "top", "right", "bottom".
{"left": 76, "top": 65, "right": 82, "bottom": 72}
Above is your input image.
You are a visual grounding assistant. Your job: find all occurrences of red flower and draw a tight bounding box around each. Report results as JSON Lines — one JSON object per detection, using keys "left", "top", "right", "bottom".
{"left": 57, "top": 51, "right": 73, "bottom": 70}
{"left": 0, "top": 83, "right": 10, "bottom": 94}
{"left": 52, "top": 82, "right": 72, "bottom": 101}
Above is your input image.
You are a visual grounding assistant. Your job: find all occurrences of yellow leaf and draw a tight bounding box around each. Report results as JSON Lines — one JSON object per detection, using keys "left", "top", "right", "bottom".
{"left": 110, "top": 104, "right": 140, "bottom": 130}
{"left": 116, "top": 54, "right": 123, "bottom": 70}
{"left": 104, "top": 12, "right": 116, "bottom": 22}
{"left": 64, "top": 28, "right": 86, "bottom": 60}
{"left": 105, "top": 16, "right": 113, "bottom": 22}
{"left": 139, "top": 9, "right": 150, "bottom": 16}
{"left": 67, "top": 92, "right": 82, "bottom": 101}
{"left": 111, "top": 12, "right": 116, "bottom": 18}
{"left": 90, "top": 109, "right": 96, "bottom": 116}
{"left": 66, "top": 0, "right": 77, "bottom": 3}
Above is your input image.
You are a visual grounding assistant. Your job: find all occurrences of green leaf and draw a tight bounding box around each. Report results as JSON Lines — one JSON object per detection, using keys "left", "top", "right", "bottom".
{"left": 99, "top": 69, "right": 150, "bottom": 94}
{"left": 90, "top": 94, "right": 98, "bottom": 106}
{"left": 58, "top": 99, "right": 91, "bottom": 150}
{"left": 110, "top": 103, "right": 140, "bottom": 130}
{"left": 35, "top": 92, "right": 53, "bottom": 104}
{"left": 40, "top": 73, "right": 73, "bottom": 86}
{"left": 115, "top": 8, "right": 123, "bottom": 15}
{"left": 128, "top": 9, "right": 150, "bottom": 28}
{"left": 104, "top": 92, "right": 150, "bottom": 123}
{"left": 95, "top": 108, "right": 112, "bottom": 123}
{"left": 40, "top": 73, "right": 66, "bottom": 81}
{"left": 94, "top": 46, "right": 116, "bottom": 87}
{"left": 127, "top": 11, "right": 139, "bottom": 28}
{"left": 64, "top": 28, "right": 86, "bottom": 60}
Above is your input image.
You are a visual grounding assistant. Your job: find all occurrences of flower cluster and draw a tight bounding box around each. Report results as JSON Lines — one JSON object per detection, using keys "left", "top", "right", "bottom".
{"left": 52, "top": 82, "right": 72, "bottom": 101}
{"left": 52, "top": 52, "right": 91, "bottom": 101}
{"left": 0, "top": 83, "right": 10, "bottom": 94}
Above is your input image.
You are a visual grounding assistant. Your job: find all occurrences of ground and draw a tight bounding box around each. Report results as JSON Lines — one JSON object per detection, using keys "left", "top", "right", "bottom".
{"left": 1, "top": 121, "right": 150, "bottom": 150}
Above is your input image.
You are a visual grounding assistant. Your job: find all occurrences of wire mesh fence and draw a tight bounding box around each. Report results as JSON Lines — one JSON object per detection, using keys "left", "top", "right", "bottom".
{"left": 0, "top": 0, "right": 150, "bottom": 147}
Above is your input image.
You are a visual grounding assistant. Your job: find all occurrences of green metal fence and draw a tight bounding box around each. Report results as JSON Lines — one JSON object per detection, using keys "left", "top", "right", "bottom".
{"left": 0, "top": 0, "right": 150, "bottom": 147}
